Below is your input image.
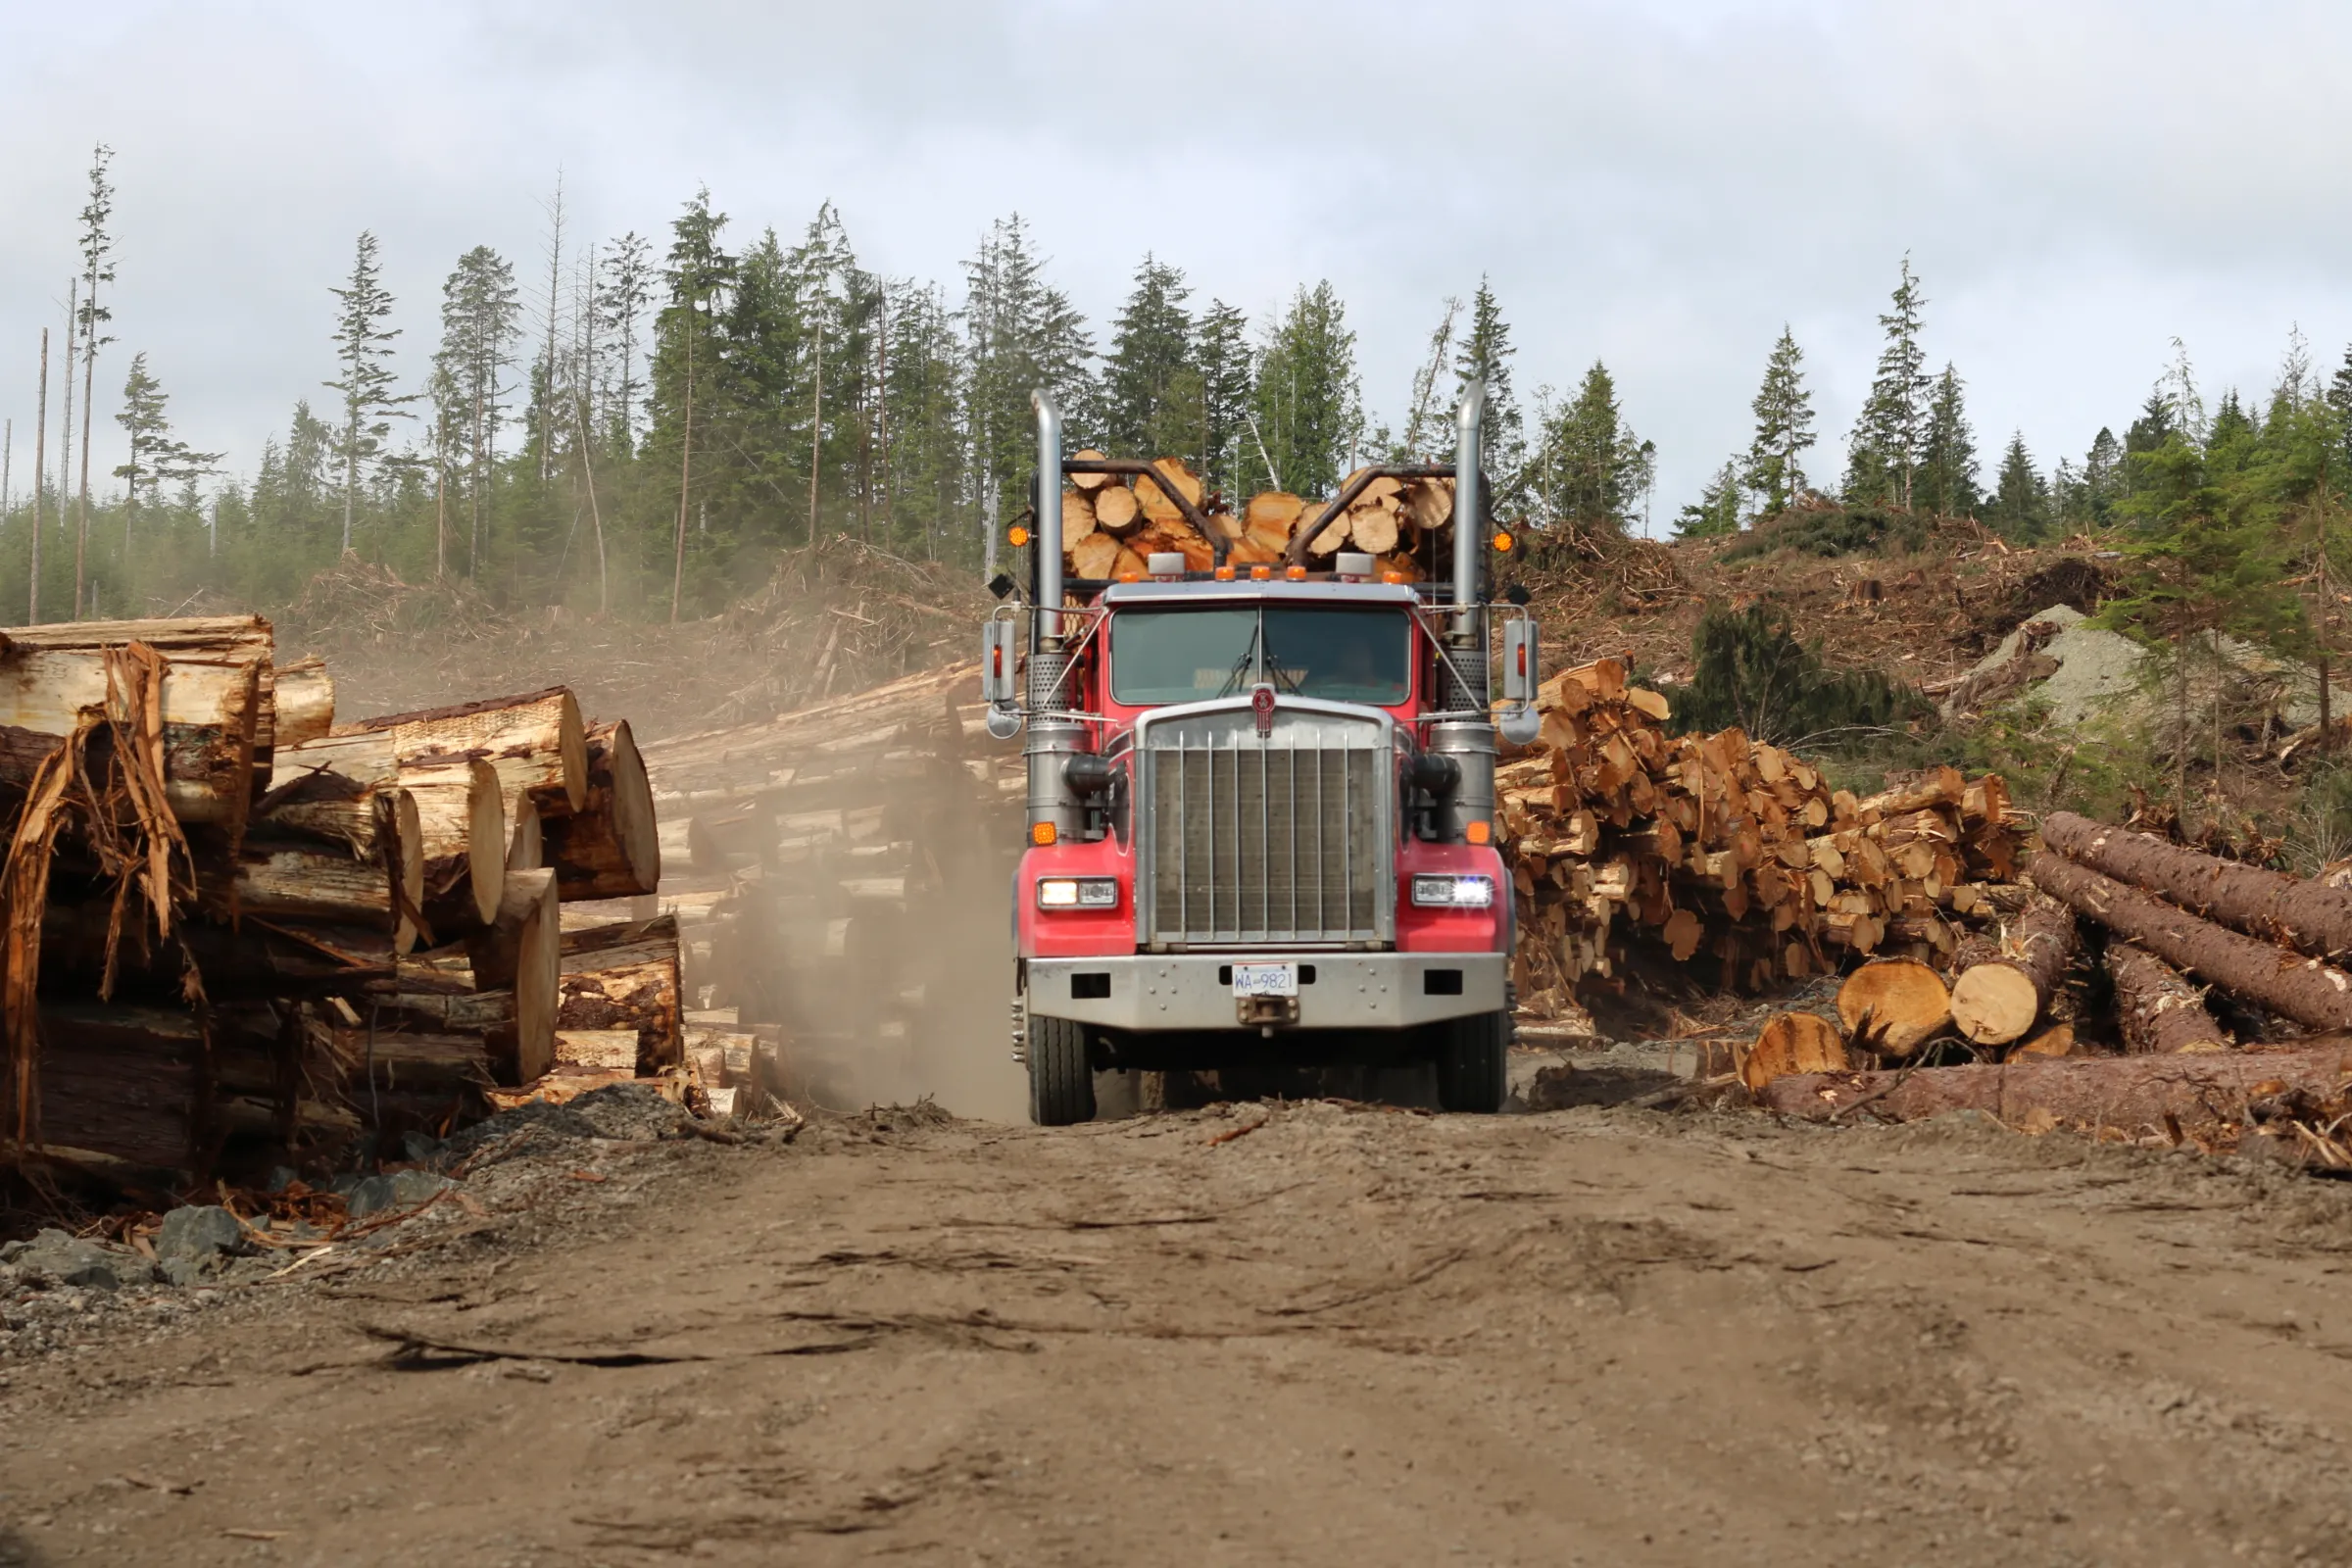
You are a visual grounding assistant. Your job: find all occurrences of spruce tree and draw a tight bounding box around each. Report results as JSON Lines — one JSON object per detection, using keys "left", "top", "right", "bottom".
{"left": 324, "top": 231, "right": 415, "bottom": 555}
{"left": 1844, "top": 256, "right": 1930, "bottom": 509}
{"left": 112, "top": 354, "right": 219, "bottom": 542}
{"left": 1453, "top": 278, "right": 1524, "bottom": 500}
{"left": 1192, "top": 301, "right": 1251, "bottom": 502}
{"left": 1103, "top": 255, "right": 1194, "bottom": 458}
{"left": 962, "top": 214, "right": 1097, "bottom": 568}
{"left": 1987, "top": 432, "right": 2047, "bottom": 541}
{"left": 1742, "top": 326, "right": 1815, "bottom": 515}
{"left": 877, "top": 279, "right": 966, "bottom": 559}
{"left": 1914, "top": 364, "right": 1980, "bottom": 516}
{"left": 434, "top": 246, "right": 523, "bottom": 577}
{"left": 73, "top": 144, "right": 117, "bottom": 615}
{"left": 2082, "top": 427, "right": 2125, "bottom": 524}
{"left": 1246, "top": 282, "right": 1359, "bottom": 499}
{"left": 598, "top": 232, "right": 655, "bottom": 454}
{"left": 1535, "top": 361, "right": 1652, "bottom": 533}
{"left": 1676, "top": 459, "right": 1744, "bottom": 539}
{"left": 652, "top": 188, "right": 735, "bottom": 612}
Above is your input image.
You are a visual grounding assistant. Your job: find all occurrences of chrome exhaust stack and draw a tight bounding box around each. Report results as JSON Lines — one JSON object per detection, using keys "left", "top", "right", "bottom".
{"left": 1430, "top": 381, "right": 1495, "bottom": 841}
{"left": 1024, "top": 389, "right": 1085, "bottom": 840}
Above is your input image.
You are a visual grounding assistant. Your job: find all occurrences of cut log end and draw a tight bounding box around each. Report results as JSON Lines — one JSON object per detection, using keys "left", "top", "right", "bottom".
{"left": 1741, "top": 1010, "right": 1848, "bottom": 1091}
{"left": 1836, "top": 958, "right": 1952, "bottom": 1057}
{"left": 1949, "top": 962, "right": 2041, "bottom": 1046}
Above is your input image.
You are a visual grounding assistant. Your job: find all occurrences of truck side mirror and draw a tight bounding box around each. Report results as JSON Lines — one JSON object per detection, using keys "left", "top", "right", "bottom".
{"left": 1498, "top": 616, "right": 1540, "bottom": 746}
{"left": 983, "top": 619, "right": 1023, "bottom": 738}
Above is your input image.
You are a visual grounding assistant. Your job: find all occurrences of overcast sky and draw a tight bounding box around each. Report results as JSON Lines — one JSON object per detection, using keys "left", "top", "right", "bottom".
{"left": 3, "top": 0, "right": 2348, "bottom": 533}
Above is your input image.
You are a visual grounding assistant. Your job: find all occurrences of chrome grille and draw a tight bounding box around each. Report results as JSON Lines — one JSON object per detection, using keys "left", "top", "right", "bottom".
{"left": 1141, "top": 707, "right": 1390, "bottom": 948}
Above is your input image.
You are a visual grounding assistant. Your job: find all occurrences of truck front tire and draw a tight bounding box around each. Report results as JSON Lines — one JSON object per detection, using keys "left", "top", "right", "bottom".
{"left": 1027, "top": 1014, "right": 1097, "bottom": 1126}
{"left": 1435, "top": 1010, "right": 1510, "bottom": 1113}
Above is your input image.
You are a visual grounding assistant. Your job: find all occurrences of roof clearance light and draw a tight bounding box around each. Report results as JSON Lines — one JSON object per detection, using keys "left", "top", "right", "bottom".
{"left": 1411, "top": 874, "right": 1495, "bottom": 908}
{"left": 1381, "top": 571, "right": 1407, "bottom": 584}
{"left": 1214, "top": 565, "right": 1236, "bottom": 581}
{"left": 1116, "top": 569, "right": 1144, "bottom": 582}
{"left": 1285, "top": 564, "right": 1308, "bottom": 581}
{"left": 1250, "top": 565, "right": 1273, "bottom": 581}
{"left": 1493, "top": 530, "right": 1514, "bottom": 554}
{"left": 1037, "top": 877, "right": 1119, "bottom": 910}
{"left": 1031, "top": 822, "right": 1057, "bottom": 846}
{"left": 1008, "top": 525, "right": 1031, "bottom": 548}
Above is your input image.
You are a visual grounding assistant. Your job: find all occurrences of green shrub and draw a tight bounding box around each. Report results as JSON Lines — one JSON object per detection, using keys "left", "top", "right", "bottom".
{"left": 1668, "top": 602, "right": 1931, "bottom": 747}
{"left": 1723, "top": 506, "right": 1933, "bottom": 563}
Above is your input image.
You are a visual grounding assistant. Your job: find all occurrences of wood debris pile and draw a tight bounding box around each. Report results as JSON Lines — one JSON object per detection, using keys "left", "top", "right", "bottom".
{"left": 1059, "top": 454, "right": 1456, "bottom": 581}
{"left": 1734, "top": 814, "right": 2352, "bottom": 1165}
{"left": 1498, "top": 657, "right": 2025, "bottom": 1016}
{"left": 630, "top": 665, "right": 1021, "bottom": 1106}
{"left": 0, "top": 615, "right": 689, "bottom": 1187}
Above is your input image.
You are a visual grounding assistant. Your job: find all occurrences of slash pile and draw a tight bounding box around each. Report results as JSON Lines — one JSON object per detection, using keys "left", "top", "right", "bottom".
{"left": 0, "top": 615, "right": 679, "bottom": 1188}
{"left": 1499, "top": 657, "right": 2025, "bottom": 1016}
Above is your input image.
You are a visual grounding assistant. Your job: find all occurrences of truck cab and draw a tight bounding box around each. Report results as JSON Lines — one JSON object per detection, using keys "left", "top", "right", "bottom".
{"left": 986, "top": 386, "right": 1539, "bottom": 1124}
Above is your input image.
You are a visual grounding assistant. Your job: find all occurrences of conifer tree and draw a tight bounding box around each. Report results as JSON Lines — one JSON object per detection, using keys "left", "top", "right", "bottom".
{"left": 434, "top": 246, "right": 523, "bottom": 576}
{"left": 1742, "top": 326, "right": 1815, "bottom": 515}
{"left": 599, "top": 232, "right": 655, "bottom": 454}
{"left": 1676, "top": 459, "right": 1744, "bottom": 538}
{"left": 112, "top": 354, "right": 219, "bottom": 542}
{"left": 73, "top": 144, "right": 116, "bottom": 616}
{"left": 652, "top": 187, "right": 735, "bottom": 614}
{"left": 1453, "top": 279, "right": 1524, "bottom": 500}
{"left": 962, "top": 214, "right": 1097, "bottom": 569}
{"left": 1987, "top": 432, "right": 2047, "bottom": 540}
{"left": 1103, "top": 256, "right": 1194, "bottom": 458}
{"left": 1844, "top": 256, "right": 1930, "bottom": 509}
{"left": 1193, "top": 301, "right": 1251, "bottom": 501}
{"left": 324, "top": 231, "right": 415, "bottom": 555}
{"left": 877, "top": 279, "right": 965, "bottom": 558}
{"left": 1246, "top": 282, "right": 1359, "bottom": 499}
{"left": 1400, "top": 297, "right": 1461, "bottom": 461}
{"left": 2081, "top": 427, "right": 2125, "bottom": 525}
{"left": 1914, "top": 364, "right": 1980, "bottom": 516}
{"left": 1535, "top": 361, "right": 1652, "bottom": 533}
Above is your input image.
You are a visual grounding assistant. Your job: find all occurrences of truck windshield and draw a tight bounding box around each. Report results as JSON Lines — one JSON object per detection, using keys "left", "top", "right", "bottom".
{"left": 1110, "top": 607, "right": 1412, "bottom": 706}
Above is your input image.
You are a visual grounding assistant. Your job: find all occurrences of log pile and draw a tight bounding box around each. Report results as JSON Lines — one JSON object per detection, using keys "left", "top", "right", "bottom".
{"left": 1058, "top": 455, "right": 1455, "bottom": 582}
{"left": 1500, "top": 657, "right": 2025, "bottom": 1015}
{"left": 621, "top": 663, "right": 1022, "bottom": 1105}
{"left": 0, "top": 616, "right": 679, "bottom": 1186}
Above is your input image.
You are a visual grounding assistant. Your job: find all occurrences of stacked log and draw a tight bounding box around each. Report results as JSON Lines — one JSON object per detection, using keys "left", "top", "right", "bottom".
{"left": 1500, "top": 658, "right": 2024, "bottom": 1014}
{"left": 1059, "top": 456, "right": 1454, "bottom": 583}
{"left": 0, "top": 617, "right": 677, "bottom": 1185}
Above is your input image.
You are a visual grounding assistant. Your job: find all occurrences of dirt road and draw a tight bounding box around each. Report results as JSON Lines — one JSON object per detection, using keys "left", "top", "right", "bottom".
{"left": 5, "top": 1097, "right": 2352, "bottom": 1566}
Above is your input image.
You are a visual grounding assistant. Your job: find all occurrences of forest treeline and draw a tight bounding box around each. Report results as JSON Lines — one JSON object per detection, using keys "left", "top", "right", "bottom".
{"left": 6, "top": 147, "right": 2352, "bottom": 649}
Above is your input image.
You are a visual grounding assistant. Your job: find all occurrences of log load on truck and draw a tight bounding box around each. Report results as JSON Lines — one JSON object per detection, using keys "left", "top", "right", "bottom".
{"left": 983, "top": 384, "right": 1542, "bottom": 1124}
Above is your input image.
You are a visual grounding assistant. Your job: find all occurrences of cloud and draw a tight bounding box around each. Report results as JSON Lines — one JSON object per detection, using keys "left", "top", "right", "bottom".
{"left": 3, "top": 0, "right": 2348, "bottom": 528}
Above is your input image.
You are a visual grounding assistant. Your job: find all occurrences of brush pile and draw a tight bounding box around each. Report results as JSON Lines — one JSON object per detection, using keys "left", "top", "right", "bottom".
{"left": 1058, "top": 455, "right": 1456, "bottom": 582}
{"left": 1500, "top": 657, "right": 2025, "bottom": 1017}
{"left": 0, "top": 615, "right": 681, "bottom": 1189}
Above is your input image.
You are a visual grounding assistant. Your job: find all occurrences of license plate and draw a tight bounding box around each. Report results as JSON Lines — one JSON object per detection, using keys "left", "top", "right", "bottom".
{"left": 1231, "top": 963, "right": 1298, "bottom": 999}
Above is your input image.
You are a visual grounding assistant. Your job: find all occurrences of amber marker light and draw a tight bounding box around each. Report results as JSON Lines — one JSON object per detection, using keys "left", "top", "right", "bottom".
{"left": 1008, "top": 525, "right": 1031, "bottom": 548}
{"left": 1031, "top": 822, "right": 1057, "bottom": 846}
{"left": 1381, "top": 570, "right": 1407, "bottom": 584}
{"left": 1250, "top": 565, "right": 1272, "bottom": 580}
{"left": 1465, "top": 820, "right": 1493, "bottom": 845}
{"left": 1492, "top": 530, "right": 1514, "bottom": 554}
{"left": 1285, "top": 564, "right": 1307, "bottom": 580}
{"left": 1213, "top": 565, "right": 1236, "bottom": 580}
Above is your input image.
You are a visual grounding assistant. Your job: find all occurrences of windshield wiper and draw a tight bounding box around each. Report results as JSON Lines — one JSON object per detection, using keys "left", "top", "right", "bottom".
{"left": 1214, "top": 621, "right": 1262, "bottom": 698}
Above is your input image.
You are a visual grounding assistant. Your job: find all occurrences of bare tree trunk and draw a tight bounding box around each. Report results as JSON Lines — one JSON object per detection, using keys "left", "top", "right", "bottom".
{"left": 434, "top": 440, "right": 447, "bottom": 579}
{"left": 574, "top": 394, "right": 608, "bottom": 615}
{"left": 807, "top": 317, "right": 823, "bottom": 553}
{"left": 58, "top": 281, "right": 74, "bottom": 567}
{"left": 2174, "top": 625, "right": 2188, "bottom": 815}
{"left": 538, "top": 173, "right": 564, "bottom": 484}
{"left": 3, "top": 418, "right": 11, "bottom": 533}
{"left": 470, "top": 385, "right": 484, "bottom": 578}
{"left": 30, "top": 328, "right": 47, "bottom": 623}
{"left": 670, "top": 318, "right": 693, "bottom": 624}
{"left": 76, "top": 294, "right": 96, "bottom": 619}
{"left": 874, "top": 291, "right": 891, "bottom": 544}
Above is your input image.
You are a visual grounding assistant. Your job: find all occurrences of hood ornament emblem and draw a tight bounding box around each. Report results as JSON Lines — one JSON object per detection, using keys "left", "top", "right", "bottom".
{"left": 1250, "top": 682, "right": 1276, "bottom": 739}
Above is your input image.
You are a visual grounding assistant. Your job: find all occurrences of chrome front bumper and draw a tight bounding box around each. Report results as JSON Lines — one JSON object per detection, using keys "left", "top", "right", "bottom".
{"left": 1025, "top": 953, "right": 1506, "bottom": 1033}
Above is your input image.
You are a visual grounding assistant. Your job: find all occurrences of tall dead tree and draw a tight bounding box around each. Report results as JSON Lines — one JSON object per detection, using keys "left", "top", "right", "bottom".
{"left": 29, "top": 328, "right": 47, "bottom": 622}
{"left": 73, "top": 145, "right": 116, "bottom": 621}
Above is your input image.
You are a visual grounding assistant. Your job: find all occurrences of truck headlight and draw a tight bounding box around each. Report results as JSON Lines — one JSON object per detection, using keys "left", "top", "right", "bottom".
{"left": 1037, "top": 877, "right": 1120, "bottom": 910}
{"left": 1411, "top": 874, "right": 1495, "bottom": 908}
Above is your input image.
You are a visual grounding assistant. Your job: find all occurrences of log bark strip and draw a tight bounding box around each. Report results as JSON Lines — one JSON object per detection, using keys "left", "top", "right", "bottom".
{"left": 0, "top": 639, "right": 261, "bottom": 827}
{"left": 1949, "top": 896, "right": 2078, "bottom": 1045}
{"left": 2031, "top": 853, "right": 2352, "bottom": 1032}
{"left": 2107, "top": 938, "right": 2231, "bottom": 1054}
{"left": 1757, "top": 1041, "right": 2352, "bottom": 1131}
{"left": 2044, "top": 809, "right": 2352, "bottom": 959}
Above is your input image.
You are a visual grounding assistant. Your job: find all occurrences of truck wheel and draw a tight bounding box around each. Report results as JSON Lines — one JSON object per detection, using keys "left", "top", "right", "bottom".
{"left": 1435, "top": 1010, "right": 1510, "bottom": 1113}
{"left": 1027, "top": 1014, "right": 1097, "bottom": 1126}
